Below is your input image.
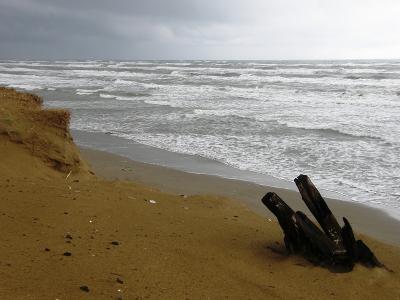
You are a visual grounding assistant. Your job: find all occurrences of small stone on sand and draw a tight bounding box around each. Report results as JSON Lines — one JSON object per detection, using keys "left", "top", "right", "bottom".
{"left": 79, "top": 286, "right": 89, "bottom": 292}
{"left": 116, "top": 278, "right": 124, "bottom": 284}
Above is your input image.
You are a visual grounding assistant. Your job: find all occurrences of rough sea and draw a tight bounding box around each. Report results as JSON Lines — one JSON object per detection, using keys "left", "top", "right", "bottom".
{"left": 1, "top": 60, "right": 399, "bottom": 217}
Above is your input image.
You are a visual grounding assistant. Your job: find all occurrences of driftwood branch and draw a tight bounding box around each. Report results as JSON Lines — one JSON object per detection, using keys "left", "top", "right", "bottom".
{"left": 294, "top": 175, "right": 344, "bottom": 252}
{"left": 262, "top": 192, "right": 301, "bottom": 253}
{"left": 262, "top": 174, "right": 383, "bottom": 272}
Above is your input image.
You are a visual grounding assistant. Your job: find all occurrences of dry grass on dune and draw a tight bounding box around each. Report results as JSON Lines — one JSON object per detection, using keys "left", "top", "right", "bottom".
{"left": 33, "top": 108, "right": 71, "bottom": 129}
{"left": 0, "top": 87, "right": 89, "bottom": 174}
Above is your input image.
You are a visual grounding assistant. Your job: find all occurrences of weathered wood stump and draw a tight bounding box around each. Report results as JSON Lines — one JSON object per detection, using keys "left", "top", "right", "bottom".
{"left": 262, "top": 174, "right": 383, "bottom": 272}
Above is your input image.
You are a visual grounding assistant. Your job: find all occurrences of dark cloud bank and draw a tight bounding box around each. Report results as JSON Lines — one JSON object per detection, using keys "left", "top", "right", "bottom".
{"left": 1, "top": 0, "right": 399, "bottom": 60}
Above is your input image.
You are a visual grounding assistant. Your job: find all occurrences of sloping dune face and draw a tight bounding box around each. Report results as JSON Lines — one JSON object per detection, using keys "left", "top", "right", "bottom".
{"left": 0, "top": 87, "right": 88, "bottom": 174}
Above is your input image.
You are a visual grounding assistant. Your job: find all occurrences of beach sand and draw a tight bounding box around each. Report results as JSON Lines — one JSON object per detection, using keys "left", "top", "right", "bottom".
{"left": 0, "top": 87, "right": 399, "bottom": 299}
{"left": 79, "top": 146, "right": 400, "bottom": 246}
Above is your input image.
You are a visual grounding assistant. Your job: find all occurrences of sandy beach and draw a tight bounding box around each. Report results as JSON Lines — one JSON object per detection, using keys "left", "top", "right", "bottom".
{"left": 78, "top": 143, "right": 400, "bottom": 246}
{"left": 1, "top": 87, "right": 400, "bottom": 299}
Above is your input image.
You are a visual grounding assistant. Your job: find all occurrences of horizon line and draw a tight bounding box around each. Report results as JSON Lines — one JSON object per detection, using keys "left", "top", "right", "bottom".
{"left": 1, "top": 57, "right": 400, "bottom": 62}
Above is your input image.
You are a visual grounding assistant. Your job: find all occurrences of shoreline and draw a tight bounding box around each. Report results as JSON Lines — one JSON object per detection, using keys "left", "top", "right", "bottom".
{"left": 1, "top": 87, "right": 399, "bottom": 299}
{"left": 74, "top": 131, "right": 400, "bottom": 246}
{"left": 71, "top": 130, "right": 299, "bottom": 192}
{"left": 71, "top": 129, "right": 356, "bottom": 201}
{"left": 72, "top": 129, "right": 399, "bottom": 221}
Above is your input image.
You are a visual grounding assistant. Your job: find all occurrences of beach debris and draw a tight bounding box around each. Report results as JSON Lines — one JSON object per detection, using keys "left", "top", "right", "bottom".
{"left": 116, "top": 278, "right": 124, "bottom": 284}
{"left": 65, "top": 170, "right": 72, "bottom": 180}
{"left": 261, "top": 174, "right": 383, "bottom": 272}
{"left": 111, "top": 241, "right": 120, "bottom": 246}
{"left": 65, "top": 234, "right": 73, "bottom": 240}
{"left": 63, "top": 252, "right": 72, "bottom": 256}
{"left": 79, "top": 286, "right": 90, "bottom": 292}
{"left": 149, "top": 199, "right": 157, "bottom": 204}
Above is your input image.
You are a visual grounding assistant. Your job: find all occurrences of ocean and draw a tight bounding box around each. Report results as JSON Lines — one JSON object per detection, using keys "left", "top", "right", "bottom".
{"left": 1, "top": 60, "right": 399, "bottom": 217}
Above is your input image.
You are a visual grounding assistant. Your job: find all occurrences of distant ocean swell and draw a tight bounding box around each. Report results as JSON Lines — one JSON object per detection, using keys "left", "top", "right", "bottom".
{"left": 0, "top": 59, "right": 399, "bottom": 218}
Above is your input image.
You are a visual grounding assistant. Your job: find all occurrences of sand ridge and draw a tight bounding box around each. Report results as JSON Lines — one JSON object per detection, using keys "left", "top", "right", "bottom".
{"left": 0, "top": 87, "right": 89, "bottom": 174}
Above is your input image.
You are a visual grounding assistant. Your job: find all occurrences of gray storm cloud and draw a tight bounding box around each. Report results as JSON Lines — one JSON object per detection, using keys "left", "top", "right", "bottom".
{"left": 0, "top": 0, "right": 399, "bottom": 59}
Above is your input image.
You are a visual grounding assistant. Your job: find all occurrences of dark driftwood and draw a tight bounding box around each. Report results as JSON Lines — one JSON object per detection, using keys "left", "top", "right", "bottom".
{"left": 262, "top": 174, "right": 383, "bottom": 272}
{"left": 294, "top": 175, "right": 345, "bottom": 253}
{"left": 261, "top": 192, "right": 301, "bottom": 253}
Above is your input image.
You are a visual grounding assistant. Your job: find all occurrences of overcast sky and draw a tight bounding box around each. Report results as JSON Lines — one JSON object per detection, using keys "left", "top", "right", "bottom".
{"left": 1, "top": 0, "right": 400, "bottom": 60}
